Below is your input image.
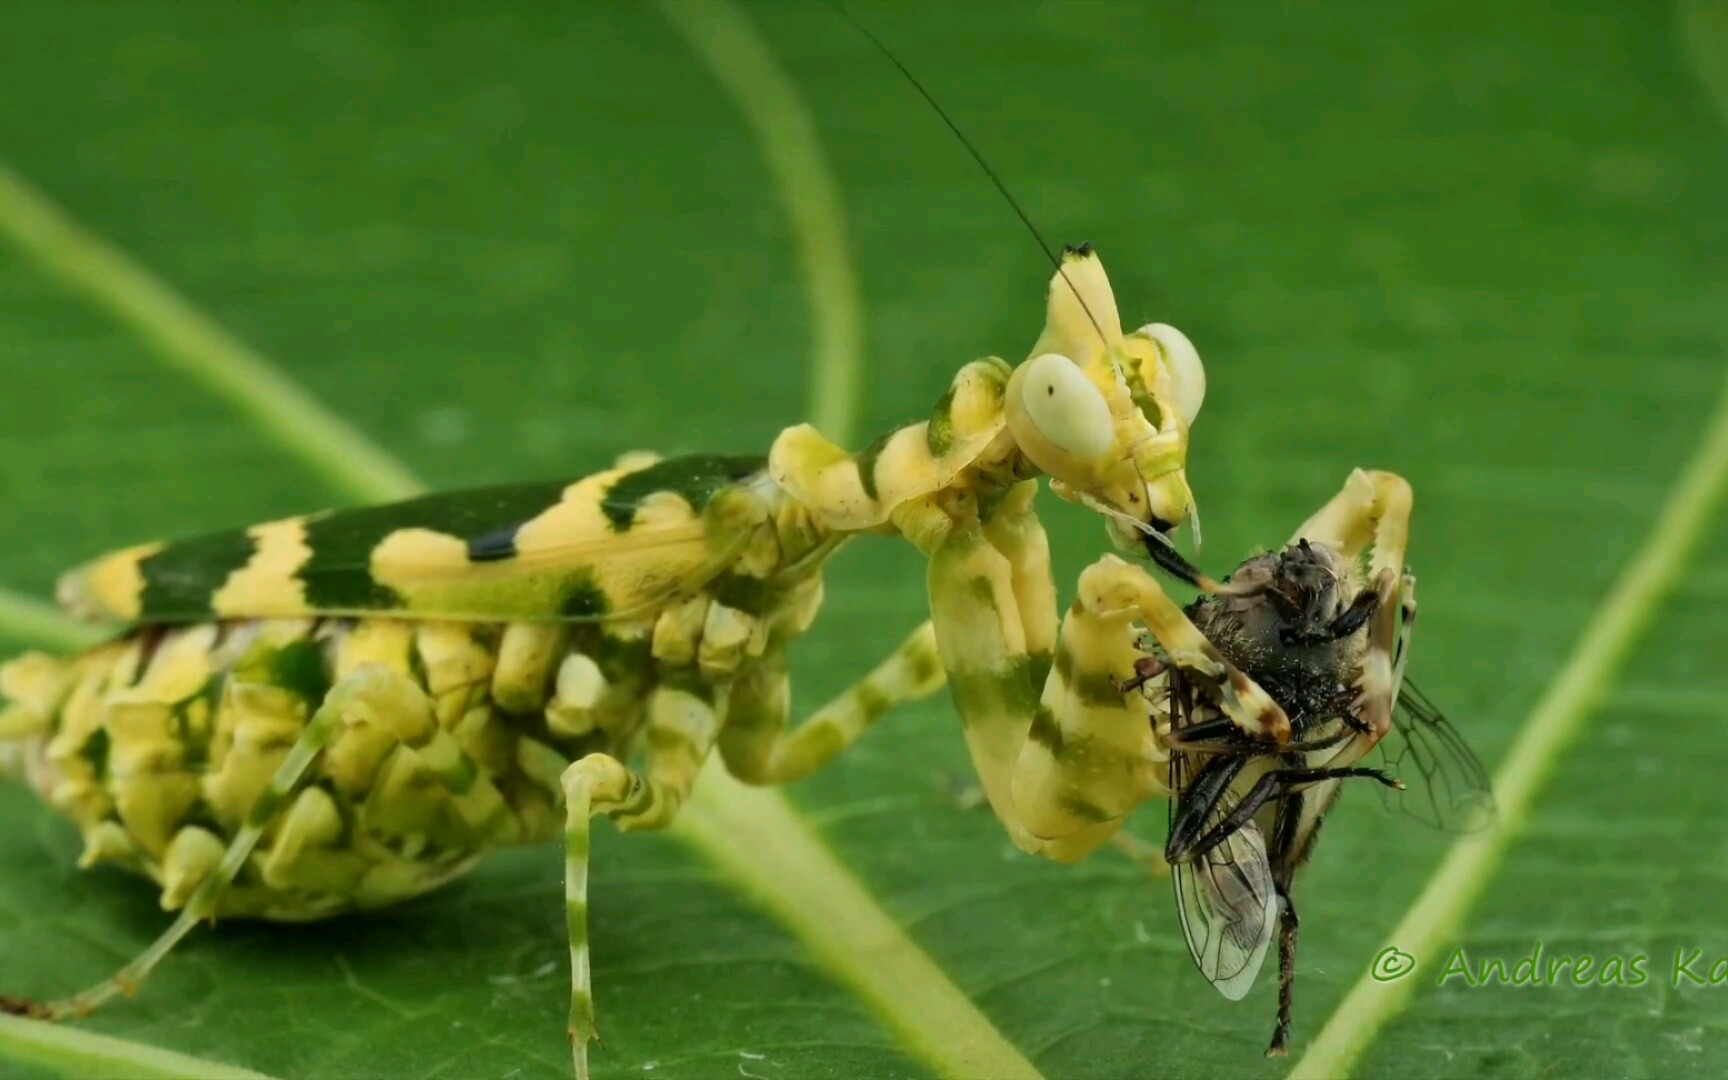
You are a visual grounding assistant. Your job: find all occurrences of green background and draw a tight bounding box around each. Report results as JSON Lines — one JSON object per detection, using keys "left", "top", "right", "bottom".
{"left": 3, "top": 1, "right": 1727, "bottom": 1077}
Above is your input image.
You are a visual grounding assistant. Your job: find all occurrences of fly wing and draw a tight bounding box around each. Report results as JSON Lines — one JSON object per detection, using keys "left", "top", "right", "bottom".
{"left": 1168, "top": 751, "right": 1279, "bottom": 1001}
{"left": 1371, "top": 678, "right": 1496, "bottom": 833}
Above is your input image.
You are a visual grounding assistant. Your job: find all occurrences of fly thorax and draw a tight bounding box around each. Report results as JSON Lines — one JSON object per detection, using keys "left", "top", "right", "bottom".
{"left": 1187, "top": 590, "right": 1358, "bottom": 733}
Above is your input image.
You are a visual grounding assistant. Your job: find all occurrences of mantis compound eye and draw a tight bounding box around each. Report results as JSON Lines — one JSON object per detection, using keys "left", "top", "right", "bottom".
{"left": 1016, "top": 352, "right": 1115, "bottom": 460}
{"left": 1139, "top": 323, "right": 1206, "bottom": 427}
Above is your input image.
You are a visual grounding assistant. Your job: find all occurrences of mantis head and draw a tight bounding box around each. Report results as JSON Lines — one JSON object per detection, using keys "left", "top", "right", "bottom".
{"left": 1003, "top": 245, "right": 1210, "bottom": 582}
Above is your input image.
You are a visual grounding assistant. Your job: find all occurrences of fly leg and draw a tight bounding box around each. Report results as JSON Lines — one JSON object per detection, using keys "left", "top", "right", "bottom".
{"left": 1265, "top": 787, "right": 1319, "bottom": 1059}
{"left": 1169, "top": 764, "right": 1403, "bottom": 863}
{"left": 1269, "top": 878, "right": 1300, "bottom": 1057}
{"left": 1167, "top": 759, "right": 1398, "bottom": 1058}
{"left": 1162, "top": 716, "right": 1353, "bottom": 755}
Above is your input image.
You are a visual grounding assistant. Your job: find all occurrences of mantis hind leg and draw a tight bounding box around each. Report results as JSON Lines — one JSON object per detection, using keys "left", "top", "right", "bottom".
{"left": 561, "top": 680, "right": 723, "bottom": 1079}
{"left": 560, "top": 753, "right": 629, "bottom": 1080}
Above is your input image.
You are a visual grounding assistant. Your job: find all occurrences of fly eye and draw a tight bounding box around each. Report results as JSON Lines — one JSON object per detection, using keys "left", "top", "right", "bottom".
{"left": 1018, "top": 353, "right": 1114, "bottom": 460}
{"left": 1140, "top": 323, "right": 1206, "bottom": 427}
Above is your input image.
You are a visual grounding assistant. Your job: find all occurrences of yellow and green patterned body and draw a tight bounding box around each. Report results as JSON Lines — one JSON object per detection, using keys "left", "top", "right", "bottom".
{"left": 56, "top": 454, "right": 778, "bottom": 626}
{"left": 0, "top": 251, "right": 1233, "bottom": 1078}
{"left": 1, "top": 452, "right": 846, "bottom": 920}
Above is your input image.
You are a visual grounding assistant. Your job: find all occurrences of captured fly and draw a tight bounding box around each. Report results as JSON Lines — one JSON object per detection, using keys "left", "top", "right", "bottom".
{"left": 1122, "top": 473, "right": 1494, "bottom": 1056}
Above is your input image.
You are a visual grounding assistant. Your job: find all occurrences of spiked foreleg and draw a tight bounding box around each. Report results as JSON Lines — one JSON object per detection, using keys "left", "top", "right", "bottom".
{"left": 1103, "top": 555, "right": 1294, "bottom": 746}
{"left": 923, "top": 481, "right": 1175, "bottom": 859}
{"left": 1391, "top": 570, "right": 1418, "bottom": 703}
{"left": 1290, "top": 469, "right": 1414, "bottom": 744}
{"left": 1288, "top": 468, "right": 1412, "bottom": 565}
{"left": 720, "top": 620, "right": 945, "bottom": 785}
{"left": 923, "top": 473, "right": 1270, "bottom": 859}
{"left": 1008, "top": 558, "right": 1168, "bottom": 857}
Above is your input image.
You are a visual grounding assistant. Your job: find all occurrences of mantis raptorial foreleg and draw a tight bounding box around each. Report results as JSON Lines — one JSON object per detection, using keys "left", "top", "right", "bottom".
{"left": 1287, "top": 468, "right": 1414, "bottom": 744}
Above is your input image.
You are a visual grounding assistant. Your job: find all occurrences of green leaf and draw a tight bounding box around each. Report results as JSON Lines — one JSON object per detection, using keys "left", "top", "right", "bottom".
{"left": 2, "top": 2, "right": 1726, "bottom": 1078}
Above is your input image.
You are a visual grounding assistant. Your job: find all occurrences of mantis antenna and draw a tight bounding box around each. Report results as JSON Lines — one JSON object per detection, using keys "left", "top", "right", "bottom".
{"left": 833, "top": 4, "right": 1221, "bottom": 588}
{"left": 832, "top": 4, "right": 1112, "bottom": 351}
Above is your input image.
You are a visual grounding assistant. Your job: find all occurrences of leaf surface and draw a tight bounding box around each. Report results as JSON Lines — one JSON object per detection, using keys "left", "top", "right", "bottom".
{"left": 1, "top": 2, "right": 1726, "bottom": 1078}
